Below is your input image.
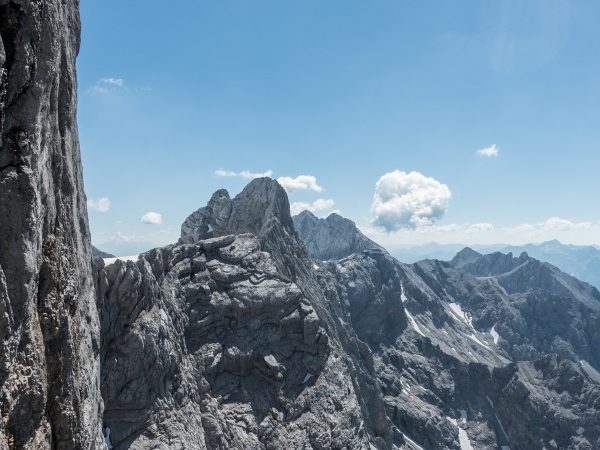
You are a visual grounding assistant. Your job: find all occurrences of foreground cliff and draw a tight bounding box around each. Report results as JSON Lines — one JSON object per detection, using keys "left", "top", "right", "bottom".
{"left": 0, "top": 1, "right": 103, "bottom": 448}
{"left": 97, "top": 178, "right": 599, "bottom": 450}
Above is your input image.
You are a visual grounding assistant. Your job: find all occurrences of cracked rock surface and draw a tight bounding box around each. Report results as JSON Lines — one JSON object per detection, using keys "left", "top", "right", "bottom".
{"left": 0, "top": 1, "right": 103, "bottom": 449}
{"left": 293, "top": 210, "right": 385, "bottom": 261}
{"left": 98, "top": 178, "right": 600, "bottom": 449}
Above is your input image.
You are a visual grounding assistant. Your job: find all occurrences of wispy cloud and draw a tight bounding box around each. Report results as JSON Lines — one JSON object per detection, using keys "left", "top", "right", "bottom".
{"left": 90, "top": 77, "right": 127, "bottom": 94}
{"left": 467, "top": 222, "right": 494, "bottom": 233}
{"left": 277, "top": 175, "right": 323, "bottom": 193}
{"left": 87, "top": 197, "right": 110, "bottom": 213}
{"left": 214, "top": 169, "right": 273, "bottom": 179}
{"left": 370, "top": 170, "right": 451, "bottom": 232}
{"left": 290, "top": 198, "right": 335, "bottom": 216}
{"left": 476, "top": 144, "right": 500, "bottom": 158}
{"left": 141, "top": 211, "right": 163, "bottom": 225}
{"left": 516, "top": 217, "right": 591, "bottom": 232}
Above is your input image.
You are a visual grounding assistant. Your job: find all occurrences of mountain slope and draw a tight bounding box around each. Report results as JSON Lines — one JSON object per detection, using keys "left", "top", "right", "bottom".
{"left": 92, "top": 246, "right": 115, "bottom": 259}
{"left": 293, "top": 210, "right": 385, "bottom": 260}
{"left": 97, "top": 179, "right": 600, "bottom": 449}
{"left": 500, "top": 240, "right": 600, "bottom": 290}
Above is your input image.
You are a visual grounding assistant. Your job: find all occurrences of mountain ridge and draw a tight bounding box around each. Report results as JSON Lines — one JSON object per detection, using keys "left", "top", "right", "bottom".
{"left": 96, "top": 178, "right": 600, "bottom": 449}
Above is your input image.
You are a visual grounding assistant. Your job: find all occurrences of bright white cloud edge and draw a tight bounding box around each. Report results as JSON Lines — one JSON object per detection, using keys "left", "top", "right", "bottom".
{"left": 277, "top": 175, "right": 323, "bottom": 193}
{"left": 290, "top": 198, "right": 335, "bottom": 216}
{"left": 141, "top": 211, "right": 163, "bottom": 225}
{"left": 214, "top": 169, "right": 273, "bottom": 179}
{"left": 371, "top": 170, "right": 451, "bottom": 231}
{"left": 88, "top": 197, "right": 110, "bottom": 213}
{"left": 476, "top": 144, "right": 500, "bottom": 157}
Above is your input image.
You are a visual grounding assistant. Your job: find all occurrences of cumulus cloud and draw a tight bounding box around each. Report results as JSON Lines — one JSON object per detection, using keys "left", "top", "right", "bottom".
{"left": 468, "top": 223, "right": 495, "bottom": 233}
{"left": 87, "top": 197, "right": 110, "bottom": 213}
{"left": 141, "top": 211, "right": 163, "bottom": 225}
{"left": 277, "top": 175, "right": 323, "bottom": 193}
{"left": 290, "top": 198, "right": 335, "bottom": 216}
{"left": 370, "top": 170, "right": 451, "bottom": 231}
{"left": 214, "top": 169, "right": 273, "bottom": 179}
{"left": 476, "top": 144, "right": 500, "bottom": 157}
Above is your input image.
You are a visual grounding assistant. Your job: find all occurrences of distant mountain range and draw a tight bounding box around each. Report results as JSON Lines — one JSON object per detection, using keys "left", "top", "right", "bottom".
{"left": 94, "top": 178, "right": 600, "bottom": 449}
{"left": 91, "top": 245, "right": 115, "bottom": 259}
{"left": 391, "top": 240, "right": 600, "bottom": 289}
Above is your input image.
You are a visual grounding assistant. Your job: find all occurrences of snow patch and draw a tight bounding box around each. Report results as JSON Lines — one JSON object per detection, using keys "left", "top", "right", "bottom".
{"left": 313, "top": 263, "right": 320, "bottom": 270}
{"left": 448, "top": 302, "right": 473, "bottom": 328}
{"left": 348, "top": 281, "right": 356, "bottom": 288}
{"left": 580, "top": 360, "right": 600, "bottom": 383}
{"left": 457, "top": 427, "right": 474, "bottom": 450}
{"left": 490, "top": 324, "right": 500, "bottom": 345}
{"left": 458, "top": 409, "right": 467, "bottom": 424}
{"left": 576, "top": 427, "right": 585, "bottom": 435}
{"left": 447, "top": 416, "right": 474, "bottom": 450}
{"left": 104, "top": 426, "right": 112, "bottom": 449}
{"left": 402, "top": 433, "right": 426, "bottom": 450}
{"left": 302, "top": 373, "right": 314, "bottom": 384}
{"left": 401, "top": 283, "right": 408, "bottom": 303}
{"left": 486, "top": 396, "right": 510, "bottom": 444}
{"left": 405, "top": 310, "right": 426, "bottom": 337}
{"left": 223, "top": 393, "right": 231, "bottom": 400}
{"left": 468, "top": 333, "right": 493, "bottom": 351}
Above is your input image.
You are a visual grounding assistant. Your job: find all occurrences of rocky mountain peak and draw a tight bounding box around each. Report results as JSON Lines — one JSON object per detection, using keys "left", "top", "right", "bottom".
{"left": 450, "top": 247, "right": 482, "bottom": 267}
{"left": 181, "top": 177, "right": 293, "bottom": 244}
{"left": 293, "top": 209, "right": 385, "bottom": 260}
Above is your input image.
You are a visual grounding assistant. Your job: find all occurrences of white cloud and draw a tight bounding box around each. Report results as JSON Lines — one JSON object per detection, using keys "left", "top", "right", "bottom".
{"left": 87, "top": 197, "right": 110, "bottom": 213}
{"left": 214, "top": 169, "right": 273, "bottom": 179}
{"left": 544, "top": 217, "right": 591, "bottom": 230}
{"left": 100, "top": 77, "right": 125, "bottom": 87}
{"left": 109, "top": 231, "right": 131, "bottom": 243}
{"left": 290, "top": 198, "right": 335, "bottom": 216}
{"left": 476, "top": 144, "right": 500, "bottom": 157}
{"left": 141, "top": 212, "right": 163, "bottom": 225}
{"left": 370, "top": 170, "right": 451, "bottom": 231}
{"left": 360, "top": 216, "right": 600, "bottom": 248}
{"left": 468, "top": 223, "right": 495, "bottom": 233}
{"left": 277, "top": 175, "right": 323, "bottom": 193}
{"left": 516, "top": 217, "right": 592, "bottom": 232}
{"left": 90, "top": 77, "right": 126, "bottom": 94}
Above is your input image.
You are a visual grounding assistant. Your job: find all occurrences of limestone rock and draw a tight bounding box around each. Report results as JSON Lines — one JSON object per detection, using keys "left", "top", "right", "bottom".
{"left": 293, "top": 210, "right": 385, "bottom": 260}
{"left": 0, "top": 1, "right": 103, "bottom": 448}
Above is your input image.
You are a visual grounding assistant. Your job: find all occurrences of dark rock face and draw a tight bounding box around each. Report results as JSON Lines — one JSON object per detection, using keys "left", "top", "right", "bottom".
{"left": 293, "top": 210, "right": 385, "bottom": 260}
{"left": 0, "top": 1, "right": 103, "bottom": 449}
{"left": 96, "top": 180, "right": 387, "bottom": 448}
{"left": 98, "top": 179, "right": 600, "bottom": 449}
{"left": 92, "top": 246, "right": 115, "bottom": 259}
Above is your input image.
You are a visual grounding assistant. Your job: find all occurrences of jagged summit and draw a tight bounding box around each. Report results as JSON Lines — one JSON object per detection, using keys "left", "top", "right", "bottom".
{"left": 450, "top": 247, "right": 482, "bottom": 267}
{"left": 181, "top": 177, "right": 293, "bottom": 244}
{"left": 293, "top": 209, "right": 385, "bottom": 260}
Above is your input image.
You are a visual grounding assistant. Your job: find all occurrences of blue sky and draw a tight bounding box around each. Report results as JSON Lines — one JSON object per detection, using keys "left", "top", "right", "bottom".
{"left": 78, "top": 0, "right": 600, "bottom": 255}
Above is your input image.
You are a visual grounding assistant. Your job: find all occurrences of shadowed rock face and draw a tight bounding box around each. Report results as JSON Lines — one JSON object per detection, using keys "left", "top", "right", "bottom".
{"left": 92, "top": 246, "right": 115, "bottom": 259}
{"left": 97, "top": 178, "right": 600, "bottom": 449}
{"left": 96, "top": 179, "right": 391, "bottom": 449}
{"left": 0, "top": 1, "right": 103, "bottom": 449}
{"left": 293, "top": 210, "right": 385, "bottom": 261}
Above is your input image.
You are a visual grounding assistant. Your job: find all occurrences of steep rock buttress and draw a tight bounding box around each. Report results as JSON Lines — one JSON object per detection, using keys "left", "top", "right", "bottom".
{"left": 0, "top": 1, "right": 103, "bottom": 448}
